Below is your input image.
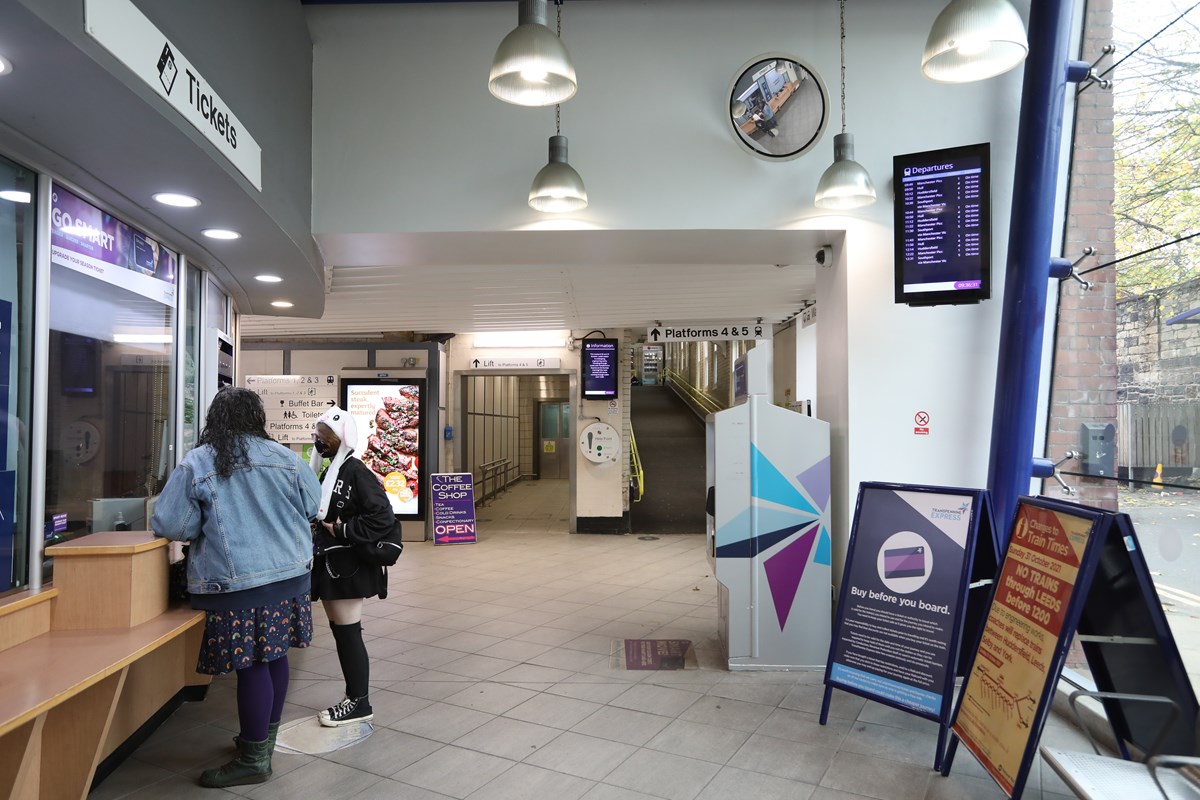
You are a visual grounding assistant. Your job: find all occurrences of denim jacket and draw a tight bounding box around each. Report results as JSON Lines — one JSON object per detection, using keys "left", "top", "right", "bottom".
{"left": 152, "top": 436, "right": 321, "bottom": 595}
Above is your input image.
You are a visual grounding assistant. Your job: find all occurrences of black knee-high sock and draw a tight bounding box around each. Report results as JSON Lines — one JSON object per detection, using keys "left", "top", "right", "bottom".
{"left": 329, "top": 621, "right": 370, "bottom": 700}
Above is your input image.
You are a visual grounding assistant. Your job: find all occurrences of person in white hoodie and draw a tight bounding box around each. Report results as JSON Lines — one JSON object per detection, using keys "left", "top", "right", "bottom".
{"left": 309, "top": 405, "right": 395, "bottom": 726}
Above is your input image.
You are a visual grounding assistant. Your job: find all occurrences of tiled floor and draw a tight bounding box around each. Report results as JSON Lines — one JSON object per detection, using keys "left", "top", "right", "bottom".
{"left": 91, "top": 479, "right": 1092, "bottom": 800}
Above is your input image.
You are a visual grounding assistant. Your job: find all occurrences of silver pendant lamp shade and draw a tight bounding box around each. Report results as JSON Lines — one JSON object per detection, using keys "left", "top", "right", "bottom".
{"left": 814, "top": 0, "right": 876, "bottom": 210}
{"left": 489, "top": 0, "right": 577, "bottom": 107}
{"left": 921, "top": 0, "right": 1028, "bottom": 83}
{"left": 815, "top": 133, "right": 876, "bottom": 210}
{"left": 529, "top": 134, "right": 588, "bottom": 212}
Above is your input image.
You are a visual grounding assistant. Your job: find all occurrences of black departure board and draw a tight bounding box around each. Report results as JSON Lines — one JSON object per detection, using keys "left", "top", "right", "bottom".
{"left": 894, "top": 143, "right": 991, "bottom": 306}
{"left": 581, "top": 339, "right": 619, "bottom": 399}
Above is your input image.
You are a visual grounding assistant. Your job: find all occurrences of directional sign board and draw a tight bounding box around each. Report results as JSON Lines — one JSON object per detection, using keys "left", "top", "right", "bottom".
{"left": 245, "top": 374, "right": 338, "bottom": 443}
{"left": 469, "top": 356, "right": 561, "bottom": 369}
{"left": 646, "top": 322, "right": 769, "bottom": 343}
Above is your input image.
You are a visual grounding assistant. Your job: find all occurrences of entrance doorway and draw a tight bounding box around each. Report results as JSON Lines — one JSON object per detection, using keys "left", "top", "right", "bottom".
{"left": 538, "top": 401, "right": 570, "bottom": 479}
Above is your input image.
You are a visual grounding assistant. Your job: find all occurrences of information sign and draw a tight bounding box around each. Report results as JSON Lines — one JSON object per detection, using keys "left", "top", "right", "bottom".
{"left": 944, "top": 497, "right": 1107, "bottom": 798}
{"left": 581, "top": 339, "right": 619, "bottom": 399}
{"left": 821, "top": 483, "right": 998, "bottom": 768}
{"left": 245, "top": 374, "right": 338, "bottom": 444}
{"left": 431, "top": 473, "right": 476, "bottom": 545}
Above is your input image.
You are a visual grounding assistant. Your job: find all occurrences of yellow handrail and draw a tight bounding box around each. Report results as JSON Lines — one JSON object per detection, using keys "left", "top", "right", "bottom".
{"left": 629, "top": 428, "right": 645, "bottom": 503}
{"left": 663, "top": 368, "right": 724, "bottom": 416}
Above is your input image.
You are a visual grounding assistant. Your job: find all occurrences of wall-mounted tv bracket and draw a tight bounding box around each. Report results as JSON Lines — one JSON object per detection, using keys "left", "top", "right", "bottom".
{"left": 1074, "top": 44, "right": 1116, "bottom": 93}
{"left": 1032, "top": 450, "right": 1080, "bottom": 496}
{"left": 1049, "top": 247, "right": 1096, "bottom": 291}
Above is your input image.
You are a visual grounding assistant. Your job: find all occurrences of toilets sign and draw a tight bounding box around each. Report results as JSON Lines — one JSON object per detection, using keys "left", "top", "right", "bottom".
{"left": 647, "top": 322, "right": 769, "bottom": 343}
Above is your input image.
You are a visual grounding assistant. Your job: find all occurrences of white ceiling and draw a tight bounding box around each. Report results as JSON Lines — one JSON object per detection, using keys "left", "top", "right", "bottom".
{"left": 239, "top": 229, "right": 833, "bottom": 337}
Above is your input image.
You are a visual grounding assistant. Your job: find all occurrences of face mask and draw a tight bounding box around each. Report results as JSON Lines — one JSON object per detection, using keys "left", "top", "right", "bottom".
{"left": 313, "top": 436, "right": 336, "bottom": 458}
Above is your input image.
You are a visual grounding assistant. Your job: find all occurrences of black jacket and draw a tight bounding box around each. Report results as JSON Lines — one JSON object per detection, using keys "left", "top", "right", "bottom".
{"left": 312, "top": 456, "right": 395, "bottom": 600}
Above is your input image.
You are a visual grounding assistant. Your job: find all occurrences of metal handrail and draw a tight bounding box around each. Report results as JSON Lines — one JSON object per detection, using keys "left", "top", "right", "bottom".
{"left": 663, "top": 368, "right": 724, "bottom": 416}
{"left": 629, "top": 428, "right": 644, "bottom": 503}
{"left": 476, "top": 458, "right": 512, "bottom": 506}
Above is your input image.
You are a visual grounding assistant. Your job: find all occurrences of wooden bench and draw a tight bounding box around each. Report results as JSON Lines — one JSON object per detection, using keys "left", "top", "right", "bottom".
{"left": 0, "top": 532, "right": 209, "bottom": 800}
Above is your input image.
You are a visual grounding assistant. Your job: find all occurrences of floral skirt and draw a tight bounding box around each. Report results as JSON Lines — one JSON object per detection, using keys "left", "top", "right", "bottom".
{"left": 196, "top": 592, "right": 313, "bottom": 675}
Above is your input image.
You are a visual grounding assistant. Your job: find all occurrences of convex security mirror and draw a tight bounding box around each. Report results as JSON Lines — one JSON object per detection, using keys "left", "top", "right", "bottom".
{"left": 728, "top": 54, "right": 828, "bottom": 161}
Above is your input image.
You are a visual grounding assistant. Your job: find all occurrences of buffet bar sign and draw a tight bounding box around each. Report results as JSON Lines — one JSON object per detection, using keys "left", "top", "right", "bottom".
{"left": 431, "top": 473, "right": 477, "bottom": 545}
{"left": 84, "top": 0, "right": 263, "bottom": 190}
{"left": 245, "top": 374, "right": 338, "bottom": 444}
{"left": 51, "top": 185, "right": 178, "bottom": 307}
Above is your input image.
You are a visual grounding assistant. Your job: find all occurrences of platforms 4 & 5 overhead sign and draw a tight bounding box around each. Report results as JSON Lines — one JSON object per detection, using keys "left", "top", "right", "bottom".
{"left": 647, "top": 322, "right": 769, "bottom": 343}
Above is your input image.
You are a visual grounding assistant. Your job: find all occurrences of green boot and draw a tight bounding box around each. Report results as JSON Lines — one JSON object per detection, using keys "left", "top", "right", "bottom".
{"left": 199, "top": 738, "right": 272, "bottom": 788}
{"left": 232, "top": 721, "right": 279, "bottom": 755}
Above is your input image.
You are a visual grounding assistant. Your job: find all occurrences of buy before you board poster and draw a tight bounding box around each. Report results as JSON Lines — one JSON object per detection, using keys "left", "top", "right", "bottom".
{"left": 827, "top": 486, "right": 976, "bottom": 718}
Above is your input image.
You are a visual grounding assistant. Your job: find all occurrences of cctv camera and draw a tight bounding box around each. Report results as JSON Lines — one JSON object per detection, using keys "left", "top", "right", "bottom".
{"left": 816, "top": 245, "right": 834, "bottom": 266}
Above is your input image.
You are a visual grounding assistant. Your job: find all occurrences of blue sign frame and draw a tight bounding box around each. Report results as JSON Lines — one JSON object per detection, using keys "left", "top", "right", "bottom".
{"left": 820, "top": 482, "right": 1000, "bottom": 769}
{"left": 1077, "top": 513, "right": 1199, "bottom": 760}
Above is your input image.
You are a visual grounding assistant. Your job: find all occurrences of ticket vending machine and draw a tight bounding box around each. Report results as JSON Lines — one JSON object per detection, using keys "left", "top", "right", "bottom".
{"left": 706, "top": 342, "right": 831, "bottom": 669}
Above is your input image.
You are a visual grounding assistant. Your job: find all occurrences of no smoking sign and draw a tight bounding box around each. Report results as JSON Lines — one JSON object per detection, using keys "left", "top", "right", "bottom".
{"left": 914, "top": 410, "right": 930, "bottom": 436}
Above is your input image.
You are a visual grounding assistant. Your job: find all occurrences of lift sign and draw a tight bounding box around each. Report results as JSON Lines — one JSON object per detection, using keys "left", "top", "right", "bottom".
{"left": 431, "top": 473, "right": 477, "bottom": 545}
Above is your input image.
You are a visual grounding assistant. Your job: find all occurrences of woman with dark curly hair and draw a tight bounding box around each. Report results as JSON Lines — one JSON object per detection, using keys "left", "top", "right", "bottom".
{"left": 153, "top": 387, "right": 321, "bottom": 788}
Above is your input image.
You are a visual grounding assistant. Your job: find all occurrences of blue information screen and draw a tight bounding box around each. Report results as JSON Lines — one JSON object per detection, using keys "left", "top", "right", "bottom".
{"left": 581, "top": 339, "right": 619, "bottom": 399}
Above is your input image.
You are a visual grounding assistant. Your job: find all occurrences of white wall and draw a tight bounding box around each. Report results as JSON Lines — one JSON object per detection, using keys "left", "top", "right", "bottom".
{"left": 797, "top": 321, "right": 817, "bottom": 415}
{"left": 307, "top": 0, "right": 1030, "bottom": 559}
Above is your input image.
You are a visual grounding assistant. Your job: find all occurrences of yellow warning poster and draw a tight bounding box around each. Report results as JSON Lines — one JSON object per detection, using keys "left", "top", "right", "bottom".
{"left": 951, "top": 502, "right": 1095, "bottom": 796}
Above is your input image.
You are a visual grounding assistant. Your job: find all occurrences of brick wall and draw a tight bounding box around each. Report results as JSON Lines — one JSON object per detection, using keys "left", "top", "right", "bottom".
{"left": 1045, "top": 0, "right": 1117, "bottom": 509}
{"left": 1117, "top": 278, "right": 1200, "bottom": 405}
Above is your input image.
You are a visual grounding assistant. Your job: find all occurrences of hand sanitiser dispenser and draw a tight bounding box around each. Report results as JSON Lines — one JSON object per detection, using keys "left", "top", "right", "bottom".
{"left": 705, "top": 342, "right": 831, "bottom": 670}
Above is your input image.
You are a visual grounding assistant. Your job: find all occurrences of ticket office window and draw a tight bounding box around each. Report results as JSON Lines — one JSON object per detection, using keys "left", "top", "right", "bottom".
{"left": 0, "top": 156, "right": 36, "bottom": 594}
{"left": 44, "top": 186, "right": 177, "bottom": 545}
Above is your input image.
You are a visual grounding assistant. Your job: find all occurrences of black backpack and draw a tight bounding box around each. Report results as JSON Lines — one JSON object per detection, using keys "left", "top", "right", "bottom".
{"left": 361, "top": 517, "right": 404, "bottom": 567}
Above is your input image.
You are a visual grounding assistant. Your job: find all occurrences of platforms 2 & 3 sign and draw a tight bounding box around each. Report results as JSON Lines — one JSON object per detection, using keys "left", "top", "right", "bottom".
{"left": 245, "top": 375, "right": 338, "bottom": 443}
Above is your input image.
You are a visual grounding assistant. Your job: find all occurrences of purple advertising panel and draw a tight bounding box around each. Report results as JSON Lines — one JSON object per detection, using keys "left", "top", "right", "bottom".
{"left": 50, "top": 185, "right": 178, "bottom": 306}
{"left": 431, "top": 473, "right": 477, "bottom": 545}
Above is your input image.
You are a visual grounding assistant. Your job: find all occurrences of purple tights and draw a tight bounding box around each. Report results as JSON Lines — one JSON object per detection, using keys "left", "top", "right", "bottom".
{"left": 235, "top": 655, "right": 290, "bottom": 742}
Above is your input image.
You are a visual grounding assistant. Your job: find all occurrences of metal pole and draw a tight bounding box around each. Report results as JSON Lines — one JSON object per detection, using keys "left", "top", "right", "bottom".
{"left": 987, "top": 0, "right": 1080, "bottom": 541}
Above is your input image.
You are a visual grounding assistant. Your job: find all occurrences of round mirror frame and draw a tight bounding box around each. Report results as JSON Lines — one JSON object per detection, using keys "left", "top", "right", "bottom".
{"left": 727, "top": 53, "right": 829, "bottom": 162}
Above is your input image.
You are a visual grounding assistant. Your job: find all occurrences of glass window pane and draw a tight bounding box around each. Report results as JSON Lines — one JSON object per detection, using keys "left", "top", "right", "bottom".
{"left": 0, "top": 157, "right": 35, "bottom": 593}
{"left": 206, "top": 279, "right": 227, "bottom": 333}
{"left": 182, "top": 265, "right": 201, "bottom": 455}
{"left": 45, "top": 189, "right": 176, "bottom": 546}
{"left": 541, "top": 403, "right": 559, "bottom": 439}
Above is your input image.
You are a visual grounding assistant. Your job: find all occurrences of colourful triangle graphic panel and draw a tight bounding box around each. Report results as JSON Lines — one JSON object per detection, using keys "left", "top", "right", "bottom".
{"left": 763, "top": 524, "right": 820, "bottom": 630}
{"left": 751, "top": 444, "right": 818, "bottom": 515}
{"left": 814, "top": 525, "right": 832, "bottom": 566}
{"left": 715, "top": 522, "right": 812, "bottom": 558}
{"left": 796, "top": 457, "right": 831, "bottom": 512}
{"left": 755, "top": 505, "right": 819, "bottom": 538}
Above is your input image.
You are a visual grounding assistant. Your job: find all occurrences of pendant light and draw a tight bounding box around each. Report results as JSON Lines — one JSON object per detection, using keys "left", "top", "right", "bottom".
{"left": 528, "top": 2, "right": 586, "bottom": 212}
{"left": 489, "top": 0, "right": 577, "bottom": 107}
{"left": 529, "top": 106, "right": 588, "bottom": 212}
{"left": 921, "top": 0, "right": 1028, "bottom": 83}
{"left": 814, "top": 0, "right": 876, "bottom": 210}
